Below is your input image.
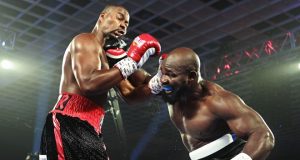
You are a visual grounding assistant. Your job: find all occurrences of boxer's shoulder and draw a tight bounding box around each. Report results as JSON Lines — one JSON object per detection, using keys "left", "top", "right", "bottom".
{"left": 70, "top": 33, "right": 101, "bottom": 53}
{"left": 72, "top": 33, "right": 100, "bottom": 45}
{"left": 205, "top": 81, "right": 225, "bottom": 92}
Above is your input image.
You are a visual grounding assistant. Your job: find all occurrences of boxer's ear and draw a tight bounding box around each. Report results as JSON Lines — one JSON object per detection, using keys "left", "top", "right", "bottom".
{"left": 99, "top": 12, "right": 106, "bottom": 22}
{"left": 188, "top": 71, "right": 197, "bottom": 84}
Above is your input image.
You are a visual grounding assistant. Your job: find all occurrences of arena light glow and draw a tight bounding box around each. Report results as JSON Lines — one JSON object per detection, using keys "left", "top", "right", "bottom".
{"left": 264, "top": 40, "right": 276, "bottom": 55}
{"left": 211, "top": 35, "right": 287, "bottom": 81}
{"left": 1, "top": 59, "right": 14, "bottom": 69}
{"left": 298, "top": 63, "right": 300, "bottom": 70}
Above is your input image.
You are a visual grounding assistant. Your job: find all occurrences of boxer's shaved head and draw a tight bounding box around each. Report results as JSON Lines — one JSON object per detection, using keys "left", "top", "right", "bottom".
{"left": 166, "top": 47, "right": 200, "bottom": 74}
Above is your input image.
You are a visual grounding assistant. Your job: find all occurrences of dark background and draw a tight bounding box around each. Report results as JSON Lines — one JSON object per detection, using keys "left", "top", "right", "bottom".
{"left": 0, "top": 0, "right": 300, "bottom": 159}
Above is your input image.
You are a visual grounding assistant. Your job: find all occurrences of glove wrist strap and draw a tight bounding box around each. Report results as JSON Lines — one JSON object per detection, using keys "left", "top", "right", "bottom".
{"left": 148, "top": 71, "right": 162, "bottom": 94}
{"left": 114, "top": 57, "right": 137, "bottom": 79}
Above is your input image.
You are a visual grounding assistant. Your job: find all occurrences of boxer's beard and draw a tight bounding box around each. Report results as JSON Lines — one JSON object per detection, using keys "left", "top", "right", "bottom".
{"left": 161, "top": 85, "right": 193, "bottom": 105}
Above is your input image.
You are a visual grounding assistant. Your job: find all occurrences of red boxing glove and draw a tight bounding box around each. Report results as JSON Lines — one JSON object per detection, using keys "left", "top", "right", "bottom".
{"left": 127, "top": 33, "right": 161, "bottom": 67}
{"left": 115, "top": 33, "right": 161, "bottom": 79}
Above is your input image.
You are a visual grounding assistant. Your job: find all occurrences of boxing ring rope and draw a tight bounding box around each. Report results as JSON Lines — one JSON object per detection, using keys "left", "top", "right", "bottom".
{"left": 107, "top": 88, "right": 128, "bottom": 159}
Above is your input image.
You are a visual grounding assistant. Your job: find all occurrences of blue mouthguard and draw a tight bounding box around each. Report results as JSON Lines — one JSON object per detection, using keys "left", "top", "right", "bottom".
{"left": 162, "top": 85, "right": 173, "bottom": 92}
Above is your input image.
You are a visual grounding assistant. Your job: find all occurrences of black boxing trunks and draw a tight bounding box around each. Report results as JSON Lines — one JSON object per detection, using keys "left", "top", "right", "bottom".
{"left": 40, "top": 92, "right": 108, "bottom": 160}
{"left": 189, "top": 134, "right": 246, "bottom": 160}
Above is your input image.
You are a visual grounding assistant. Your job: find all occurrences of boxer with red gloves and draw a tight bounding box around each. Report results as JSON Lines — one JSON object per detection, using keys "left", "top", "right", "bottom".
{"left": 114, "top": 33, "right": 160, "bottom": 79}
{"left": 39, "top": 5, "right": 161, "bottom": 160}
{"left": 104, "top": 34, "right": 167, "bottom": 99}
{"left": 104, "top": 37, "right": 168, "bottom": 104}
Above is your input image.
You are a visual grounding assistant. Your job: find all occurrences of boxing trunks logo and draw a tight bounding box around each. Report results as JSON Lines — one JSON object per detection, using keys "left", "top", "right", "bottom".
{"left": 51, "top": 93, "right": 105, "bottom": 134}
{"left": 54, "top": 94, "right": 72, "bottom": 111}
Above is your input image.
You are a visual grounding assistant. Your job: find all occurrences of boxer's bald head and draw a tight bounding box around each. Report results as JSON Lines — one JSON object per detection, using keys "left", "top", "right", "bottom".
{"left": 161, "top": 47, "right": 203, "bottom": 104}
{"left": 164, "top": 47, "right": 202, "bottom": 82}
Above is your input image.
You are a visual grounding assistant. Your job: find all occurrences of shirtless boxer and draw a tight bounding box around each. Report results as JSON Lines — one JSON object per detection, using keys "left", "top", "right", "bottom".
{"left": 39, "top": 4, "right": 161, "bottom": 160}
{"left": 159, "top": 47, "right": 275, "bottom": 160}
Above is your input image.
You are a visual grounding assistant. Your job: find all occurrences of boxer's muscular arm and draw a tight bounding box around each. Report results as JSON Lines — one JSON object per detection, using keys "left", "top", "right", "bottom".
{"left": 118, "top": 54, "right": 167, "bottom": 103}
{"left": 71, "top": 33, "right": 160, "bottom": 96}
{"left": 211, "top": 91, "right": 275, "bottom": 160}
{"left": 71, "top": 34, "right": 123, "bottom": 95}
{"left": 127, "top": 69, "right": 152, "bottom": 87}
{"left": 117, "top": 69, "right": 153, "bottom": 104}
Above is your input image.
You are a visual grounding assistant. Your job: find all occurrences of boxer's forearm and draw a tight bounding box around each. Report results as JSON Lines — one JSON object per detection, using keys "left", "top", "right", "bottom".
{"left": 120, "top": 84, "right": 153, "bottom": 104}
{"left": 242, "top": 128, "right": 275, "bottom": 160}
{"left": 77, "top": 68, "right": 124, "bottom": 95}
{"left": 117, "top": 78, "right": 154, "bottom": 104}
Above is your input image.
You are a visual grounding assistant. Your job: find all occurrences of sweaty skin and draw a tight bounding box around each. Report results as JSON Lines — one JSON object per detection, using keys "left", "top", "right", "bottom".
{"left": 40, "top": 5, "right": 158, "bottom": 159}
{"left": 59, "top": 6, "right": 152, "bottom": 105}
{"left": 161, "top": 47, "right": 275, "bottom": 160}
{"left": 168, "top": 82, "right": 230, "bottom": 149}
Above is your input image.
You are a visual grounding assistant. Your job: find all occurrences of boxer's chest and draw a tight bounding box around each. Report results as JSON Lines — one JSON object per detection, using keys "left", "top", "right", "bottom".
{"left": 168, "top": 102, "right": 218, "bottom": 138}
{"left": 99, "top": 52, "right": 110, "bottom": 69}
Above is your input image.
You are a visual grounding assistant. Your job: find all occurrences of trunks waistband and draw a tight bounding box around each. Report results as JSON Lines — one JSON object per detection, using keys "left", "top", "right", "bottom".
{"left": 51, "top": 92, "right": 105, "bottom": 134}
{"left": 189, "top": 134, "right": 234, "bottom": 160}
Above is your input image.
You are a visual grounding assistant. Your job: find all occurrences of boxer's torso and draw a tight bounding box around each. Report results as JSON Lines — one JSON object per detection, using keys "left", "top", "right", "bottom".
{"left": 168, "top": 82, "right": 230, "bottom": 152}
{"left": 59, "top": 33, "right": 110, "bottom": 106}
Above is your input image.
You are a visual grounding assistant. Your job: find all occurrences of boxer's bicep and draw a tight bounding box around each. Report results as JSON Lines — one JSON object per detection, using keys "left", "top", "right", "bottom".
{"left": 212, "top": 91, "right": 261, "bottom": 138}
{"left": 216, "top": 92, "right": 275, "bottom": 159}
{"left": 71, "top": 36, "right": 101, "bottom": 89}
{"left": 227, "top": 109, "right": 263, "bottom": 139}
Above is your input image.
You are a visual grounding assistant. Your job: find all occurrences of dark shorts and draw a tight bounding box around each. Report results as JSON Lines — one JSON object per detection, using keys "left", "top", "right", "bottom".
{"left": 40, "top": 113, "right": 109, "bottom": 160}
{"left": 198, "top": 138, "right": 246, "bottom": 160}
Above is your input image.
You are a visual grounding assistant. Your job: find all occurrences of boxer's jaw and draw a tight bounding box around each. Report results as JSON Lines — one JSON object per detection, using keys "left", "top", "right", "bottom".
{"left": 162, "top": 85, "right": 173, "bottom": 94}
{"left": 161, "top": 84, "right": 192, "bottom": 105}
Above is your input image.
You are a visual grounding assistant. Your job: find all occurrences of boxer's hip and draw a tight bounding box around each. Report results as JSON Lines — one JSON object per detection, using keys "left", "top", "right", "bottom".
{"left": 50, "top": 92, "right": 105, "bottom": 134}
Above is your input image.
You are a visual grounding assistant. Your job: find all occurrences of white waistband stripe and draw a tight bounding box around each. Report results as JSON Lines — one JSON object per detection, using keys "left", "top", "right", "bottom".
{"left": 189, "top": 134, "right": 234, "bottom": 160}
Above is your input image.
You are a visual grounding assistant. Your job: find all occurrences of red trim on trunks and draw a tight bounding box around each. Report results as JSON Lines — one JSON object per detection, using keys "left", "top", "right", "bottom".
{"left": 51, "top": 92, "right": 105, "bottom": 134}
{"left": 52, "top": 113, "right": 65, "bottom": 160}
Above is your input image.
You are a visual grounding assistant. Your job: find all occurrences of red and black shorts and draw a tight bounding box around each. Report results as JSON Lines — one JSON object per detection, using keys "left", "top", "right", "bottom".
{"left": 40, "top": 92, "right": 108, "bottom": 160}
{"left": 40, "top": 113, "right": 109, "bottom": 160}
